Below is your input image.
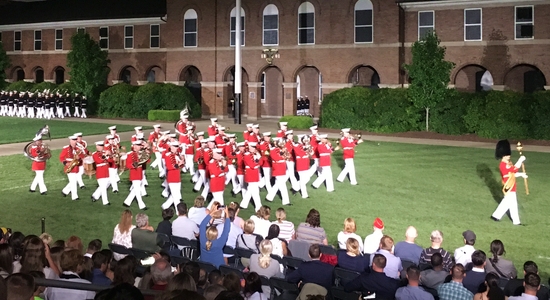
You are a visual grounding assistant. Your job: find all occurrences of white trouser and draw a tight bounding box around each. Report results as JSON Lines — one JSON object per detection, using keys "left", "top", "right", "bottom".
{"left": 208, "top": 191, "right": 225, "bottom": 209}
{"left": 64, "top": 107, "right": 71, "bottom": 117}
{"left": 30, "top": 170, "right": 47, "bottom": 193}
{"left": 130, "top": 178, "right": 147, "bottom": 196}
{"left": 492, "top": 192, "right": 520, "bottom": 225}
{"left": 57, "top": 107, "right": 64, "bottom": 118}
{"left": 142, "top": 170, "right": 148, "bottom": 187}
{"left": 35, "top": 108, "right": 42, "bottom": 118}
{"left": 266, "top": 174, "right": 290, "bottom": 205}
{"left": 74, "top": 107, "right": 80, "bottom": 117}
{"left": 81, "top": 108, "right": 87, "bottom": 118}
{"left": 236, "top": 174, "right": 246, "bottom": 195}
{"left": 62, "top": 173, "right": 79, "bottom": 200}
{"left": 194, "top": 169, "right": 206, "bottom": 190}
{"left": 151, "top": 152, "right": 160, "bottom": 168}
{"left": 92, "top": 178, "right": 110, "bottom": 205}
{"left": 262, "top": 167, "right": 273, "bottom": 193}
{"left": 0, "top": 105, "right": 5, "bottom": 116}
{"left": 49, "top": 108, "right": 54, "bottom": 119}
{"left": 162, "top": 182, "right": 181, "bottom": 210}
{"left": 20, "top": 107, "right": 26, "bottom": 117}
{"left": 183, "top": 154, "right": 194, "bottom": 175}
{"left": 337, "top": 158, "right": 357, "bottom": 185}
{"left": 76, "top": 165, "right": 85, "bottom": 187}
{"left": 107, "top": 168, "right": 119, "bottom": 192}
{"left": 226, "top": 165, "right": 238, "bottom": 192}
{"left": 308, "top": 158, "right": 320, "bottom": 178}
{"left": 298, "top": 170, "right": 311, "bottom": 198}
{"left": 124, "top": 180, "right": 147, "bottom": 209}
{"left": 286, "top": 161, "right": 300, "bottom": 191}
{"left": 240, "top": 182, "right": 262, "bottom": 211}
{"left": 201, "top": 179, "right": 210, "bottom": 199}
{"left": 27, "top": 107, "right": 34, "bottom": 118}
{"left": 312, "top": 166, "right": 334, "bottom": 192}
{"left": 8, "top": 106, "right": 14, "bottom": 116}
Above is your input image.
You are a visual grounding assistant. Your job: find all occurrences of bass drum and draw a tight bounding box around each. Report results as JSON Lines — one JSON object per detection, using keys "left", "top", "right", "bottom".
{"left": 118, "top": 153, "right": 128, "bottom": 175}
{"left": 83, "top": 156, "right": 95, "bottom": 179}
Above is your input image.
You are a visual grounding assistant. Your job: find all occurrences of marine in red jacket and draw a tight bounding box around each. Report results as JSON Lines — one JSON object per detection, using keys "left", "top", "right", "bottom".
{"left": 311, "top": 135, "right": 335, "bottom": 192}
{"left": 59, "top": 136, "right": 81, "bottom": 200}
{"left": 161, "top": 142, "right": 184, "bottom": 210}
{"left": 208, "top": 149, "right": 227, "bottom": 206}
{"left": 29, "top": 136, "right": 48, "bottom": 195}
{"left": 208, "top": 118, "right": 219, "bottom": 137}
{"left": 123, "top": 141, "right": 148, "bottom": 210}
{"left": 336, "top": 128, "right": 363, "bottom": 185}
{"left": 240, "top": 142, "right": 263, "bottom": 211}
{"left": 266, "top": 140, "right": 291, "bottom": 205}
{"left": 91, "top": 141, "right": 113, "bottom": 205}
{"left": 276, "top": 122, "right": 288, "bottom": 138}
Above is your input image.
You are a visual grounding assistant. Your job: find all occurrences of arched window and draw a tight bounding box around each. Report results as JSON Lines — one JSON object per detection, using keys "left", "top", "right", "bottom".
{"left": 355, "top": 0, "right": 373, "bottom": 43}
{"left": 147, "top": 70, "right": 156, "bottom": 83}
{"left": 298, "top": 2, "right": 315, "bottom": 45}
{"left": 230, "top": 7, "right": 245, "bottom": 46}
{"left": 35, "top": 68, "right": 44, "bottom": 83}
{"left": 263, "top": 4, "right": 279, "bottom": 46}
{"left": 184, "top": 9, "right": 198, "bottom": 47}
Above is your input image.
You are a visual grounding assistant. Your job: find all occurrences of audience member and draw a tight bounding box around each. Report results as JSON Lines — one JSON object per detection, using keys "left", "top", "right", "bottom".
{"left": 370, "top": 235, "right": 402, "bottom": 279}
{"left": 188, "top": 196, "right": 208, "bottom": 226}
{"left": 51, "top": 240, "right": 65, "bottom": 249}
{"left": 215, "top": 291, "right": 244, "bottom": 300}
{"left": 394, "top": 226, "right": 423, "bottom": 264}
{"left": 249, "top": 239, "right": 283, "bottom": 279}
{"left": 84, "top": 239, "right": 102, "bottom": 258}
{"left": 181, "top": 261, "right": 202, "bottom": 293}
{"left": 99, "top": 249, "right": 114, "bottom": 281}
{"left": 6, "top": 273, "right": 34, "bottom": 300}
{"left": 8, "top": 232, "right": 25, "bottom": 261}
{"left": 157, "top": 208, "right": 175, "bottom": 237}
{"left": 0, "top": 276, "right": 5, "bottom": 300}
{"left": 131, "top": 213, "right": 163, "bottom": 253}
{"left": 199, "top": 206, "right": 231, "bottom": 268}
{"left": 167, "top": 272, "right": 197, "bottom": 292}
{"left": 463, "top": 250, "right": 487, "bottom": 294}
{"left": 16, "top": 236, "right": 59, "bottom": 279}
{"left": 395, "top": 265, "right": 434, "bottom": 300}
{"left": 147, "top": 258, "right": 173, "bottom": 299}
{"left": 363, "top": 217, "right": 384, "bottom": 255}
{"left": 243, "top": 272, "right": 267, "bottom": 300}
{"left": 485, "top": 240, "right": 517, "bottom": 279}
{"left": 45, "top": 249, "right": 95, "bottom": 300}
{"left": 265, "top": 224, "right": 287, "bottom": 257}
{"left": 250, "top": 206, "right": 272, "bottom": 238}
{"left": 222, "top": 207, "right": 243, "bottom": 264}
{"left": 228, "top": 202, "right": 245, "bottom": 229}
{"left": 65, "top": 235, "right": 84, "bottom": 254}
{"left": 223, "top": 273, "right": 242, "bottom": 294}
{"left": 236, "top": 220, "right": 262, "bottom": 258}
{"left": 204, "top": 284, "right": 227, "bottom": 300}
{"left": 28, "top": 270, "right": 46, "bottom": 300}
{"left": 419, "top": 252, "right": 448, "bottom": 289}
{"left": 437, "top": 264, "right": 474, "bottom": 300}
{"left": 344, "top": 254, "right": 400, "bottom": 299}
{"left": 286, "top": 244, "right": 334, "bottom": 290}
{"left": 172, "top": 203, "right": 199, "bottom": 242}
{"left": 111, "top": 209, "right": 136, "bottom": 261}
{"left": 91, "top": 251, "right": 112, "bottom": 286}
{"left": 337, "top": 218, "right": 363, "bottom": 253}
{"left": 48, "top": 247, "right": 64, "bottom": 276}
{"left": 78, "top": 256, "right": 94, "bottom": 281}
{"left": 473, "top": 272, "right": 505, "bottom": 300}
{"left": 419, "top": 230, "right": 453, "bottom": 271}
{"left": 336, "top": 238, "right": 370, "bottom": 273}
{"left": 272, "top": 208, "right": 295, "bottom": 242}
{"left": 454, "top": 230, "right": 477, "bottom": 267}
{"left": 0, "top": 244, "right": 13, "bottom": 278}
{"left": 295, "top": 209, "right": 328, "bottom": 245}
{"left": 208, "top": 270, "right": 223, "bottom": 286}
{"left": 508, "top": 272, "right": 541, "bottom": 300}
{"left": 112, "top": 256, "right": 137, "bottom": 286}
{"left": 504, "top": 261, "right": 550, "bottom": 300}
{"left": 94, "top": 283, "right": 144, "bottom": 300}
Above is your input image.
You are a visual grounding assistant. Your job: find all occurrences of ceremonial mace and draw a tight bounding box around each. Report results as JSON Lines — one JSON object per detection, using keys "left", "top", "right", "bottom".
{"left": 516, "top": 142, "right": 529, "bottom": 195}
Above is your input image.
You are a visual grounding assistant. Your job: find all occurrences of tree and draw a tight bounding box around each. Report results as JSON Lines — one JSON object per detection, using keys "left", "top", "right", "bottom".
{"left": 404, "top": 32, "right": 455, "bottom": 131}
{"left": 67, "top": 32, "right": 110, "bottom": 114}
{"left": 0, "top": 41, "right": 11, "bottom": 89}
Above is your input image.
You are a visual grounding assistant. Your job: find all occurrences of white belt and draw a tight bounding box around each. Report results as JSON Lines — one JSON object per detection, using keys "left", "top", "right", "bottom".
{"left": 320, "top": 153, "right": 330, "bottom": 156}
{"left": 344, "top": 147, "right": 353, "bottom": 150}
{"left": 96, "top": 163, "right": 107, "bottom": 167}
{"left": 65, "top": 158, "right": 73, "bottom": 161}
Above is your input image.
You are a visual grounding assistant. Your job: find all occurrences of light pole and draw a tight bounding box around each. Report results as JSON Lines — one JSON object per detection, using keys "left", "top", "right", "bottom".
{"left": 234, "top": 0, "right": 242, "bottom": 124}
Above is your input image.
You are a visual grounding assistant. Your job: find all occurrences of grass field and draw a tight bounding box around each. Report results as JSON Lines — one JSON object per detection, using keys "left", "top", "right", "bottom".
{"left": 1, "top": 140, "right": 549, "bottom": 278}
{"left": 0, "top": 117, "right": 140, "bottom": 144}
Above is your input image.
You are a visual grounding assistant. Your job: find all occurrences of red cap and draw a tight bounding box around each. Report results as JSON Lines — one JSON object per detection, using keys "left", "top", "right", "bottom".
{"left": 373, "top": 218, "right": 384, "bottom": 229}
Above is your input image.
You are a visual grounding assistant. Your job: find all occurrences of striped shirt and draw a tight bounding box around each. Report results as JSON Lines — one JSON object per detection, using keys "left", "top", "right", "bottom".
{"left": 295, "top": 223, "right": 326, "bottom": 244}
{"left": 419, "top": 247, "right": 453, "bottom": 271}
{"left": 272, "top": 220, "right": 295, "bottom": 242}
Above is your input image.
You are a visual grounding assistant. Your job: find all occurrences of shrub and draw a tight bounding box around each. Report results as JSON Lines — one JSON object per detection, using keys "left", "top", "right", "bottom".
{"left": 160, "top": 84, "right": 201, "bottom": 118}
{"left": 55, "top": 81, "right": 77, "bottom": 94}
{"left": 31, "top": 82, "right": 58, "bottom": 93}
{"left": 98, "top": 83, "right": 138, "bottom": 118}
{"left": 429, "top": 89, "right": 474, "bottom": 135}
{"left": 278, "top": 116, "right": 314, "bottom": 129}
{"left": 148, "top": 110, "right": 180, "bottom": 122}
{"left": 528, "top": 91, "right": 550, "bottom": 140}
{"left": 6, "top": 81, "right": 35, "bottom": 91}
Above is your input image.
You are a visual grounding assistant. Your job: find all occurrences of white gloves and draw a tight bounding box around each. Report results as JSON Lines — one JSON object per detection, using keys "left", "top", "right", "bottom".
{"left": 514, "top": 156, "right": 526, "bottom": 168}
{"left": 515, "top": 172, "right": 528, "bottom": 178}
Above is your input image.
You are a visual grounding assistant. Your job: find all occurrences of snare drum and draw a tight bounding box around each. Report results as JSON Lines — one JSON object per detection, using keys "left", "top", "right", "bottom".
{"left": 83, "top": 156, "right": 95, "bottom": 178}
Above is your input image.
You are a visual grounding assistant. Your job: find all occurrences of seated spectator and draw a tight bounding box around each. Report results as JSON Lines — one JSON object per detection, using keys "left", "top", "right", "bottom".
{"left": 222, "top": 207, "right": 243, "bottom": 265}
{"left": 272, "top": 207, "right": 295, "bottom": 243}
{"left": 344, "top": 254, "right": 400, "bottom": 299}
{"left": 243, "top": 272, "right": 267, "bottom": 300}
{"left": 16, "top": 236, "right": 59, "bottom": 279}
{"left": 112, "top": 256, "right": 137, "bottom": 286}
{"left": 504, "top": 261, "right": 550, "bottom": 300}
{"left": 131, "top": 213, "right": 163, "bottom": 254}
{"left": 181, "top": 261, "right": 202, "bottom": 293}
{"left": 370, "top": 235, "right": 402, "bottom": 279}
{"left": 91, "top": 251, "right": 112, "bottom": 286}
{"left": 0, "top": 244, "right": 13, "bottom": 278}
{"left": 363, "top": 217, "right": 385, "bottom": 255}
{"left": 78, "top": 256, "right": 93, "bottom": 282}
{"left": 28, "top": 270, "right": 46, "bottom": 300}
{"left": 167, "top": 272, "right": 197, "bottom": 292}
{"left": 204, "top": 284, "right": 227, "bottom": 300}
{"left": 420, "top": 252, "right": 448, "bottom": 289}
{"left": 94, "top": 283, "right": 144, "bottom": 300}
{"left": 48, "top": 247, "right": 64, "bottom": 276}
{"left": 394, "top": 226, "right": 423, "bottom": 264}
{"left": 51, "top": 240, "right": 65, "bottom": 249}
{"left": 6, "top": 273, "right": 34, "bottom": 300}
{"left": 265, "top": 224, "right": 287, "bottom": 257}
{"left": 508, "top": 273, "right": 541, "bottom": 300}
{"left": 157, "top": 208, "right": 175, "bottom": 237}
{"left": 485, "top": 240, "right": 517, "bottom": 279}
{"left": 145, "top": 258, "right": 174, "bottom": 300}
{"left": 223, "top": 273, "right": 242, "bottom": 294}
{"left": 337, "top": 218, "right": 363, "bottom": 253}
{"left": 99, "top": 249, "right": 114, "bottom": 281}
{"left": 395, "top": 265, "right": 434, "bottom": 300}
{"left": 111, "top": 209, "right": 136, "bottom": 261}
{"left": 189, "top": 196, "right": 208, "bottom": 226}
{"left": 454, "top": 230, "right": 477, "bottom": 267}
{"left": 84, "top": 239, "right": 102, "bottom": 258}
{"left": 45, "top": 249, "right": 95, "bottom": 299}
{"left": 419, "top": 230, "right": 453, "bottom": 271}
{"left": 229, "top": 202, "right": 245, "bottom": 229}
{"left": 0, "top": 276, "right": 5, "bottom": 300}
{"left": 236, "top": 220, "right": 262, "bottom": 253}
{"left": 437, "top": 264, "right": 474, "bottom": 300}
{"left": 286, "top": 244, "right": 334, "bottom": 291}
{"left": 198, "top": 269, "right": 208, "bottom": 291}
{"left": 295, "top": 209, "right": 328, "bottom": 245}
{"left": 208, "top": 270, "right": 224, "bottom": 286}
{"left": 250, "top": 205, "right": 272, "bottom": 238}
{"left": 337, "top": 238, "right": 370, "bottom": 273}
{"left": 463, "top": 250, "right": 487, "bottom": 294}
{"left": 199, "top": 207, "right": 231, "bottom": 268}
{"left": 474, "top": 272, "right": 505, "bottom": 300}
{"left": 172, "top": 203, "right": 199, "bottom": 242}
{"left": 65, "top": 236, "right": 84, "bottom": 254}
{"left": 8, "top": 232, "right": 25, "bottom": 261}
{"left": 250, "top": 240, "right": 283, "bottom": 279}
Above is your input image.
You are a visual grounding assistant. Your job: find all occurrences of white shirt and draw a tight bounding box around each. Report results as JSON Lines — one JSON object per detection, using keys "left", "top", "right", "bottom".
{"left": 363, "top": 230, "right": 384, "bottom": 254}
{"left": 172, "top": 215, "right": 199, "bottom": 240}
{"left": 337, "top": 231, "right": 364, "bottom": 252}
{"left": 45, "top": 271, "right": 95, "bottom": 300}
{"left": 508, "top": 294, "right": 539, "bottom": 300}
{"left": 251, "top": 215, "right": 271, "bottom": 238}
{"left": 454, "top": 244, "right": 475, "bottom": 266}
{"left": 188, "top": 207, "right": 208, "bottom": 226}
{"left": 246, "top": 292, "right": 268, "bottom": 300}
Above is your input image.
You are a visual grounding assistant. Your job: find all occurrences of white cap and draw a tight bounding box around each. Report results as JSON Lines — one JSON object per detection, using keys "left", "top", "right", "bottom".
{"left": 213, "top": 148, "right": 223, "bottom": 153}
{"left": 246, "top": 123, "right": 253, "bottom": 127}
{"left": 170, "top": 142, "right": 180, "bottom": 147}
{"left": 169, "top": 133, "right": 177, "bottom": 138}
{"left": 226, "top": 134, "right": 236, "bottom": 138}
{"left": 272, "top": 137, "right": 280, "bottom": 142}
{"left": 95, "top": 141, "right": 104, "bottom": 146}
{"left": 279, "top": 122, "right": 288, "bottom": 126}
{"left": 196, "top": 131, "right": 205, "bottom": 136}
{"left": 208, "top": 136, "right": 216, "bottom": 142}
{"left": 210, "top": 118, "right": 218, "bottom": 122}
{"left": 218, "top": 127, "right": 226, "bottom": 131}
{"left": 161, "top": 130, "right": 170, "bottom": 135}
{"left": 132, "top": 140, "right": 143, "bottom": 145}
{"left": 237, "top": 142, "right": 246, "bottom": 147}
{"left": 252, "top": 124, "right": 260, "bottom": 129}
{"left": 69, "top": 136, "right": 77, "bottom": 140}
{"left": 263, "top": 132, "right": 271, "bottom": 136}
{"left": 248, "top": 142, "right": 258, "bottom": 147}
{"left": 153, "top": 124, "right": 161, "bottom": 128}
{"left": 74, "top": 132, "right": 83, "bottom": 137}
{"left": 319, "top": 134, "right": 328, "bottom": 139}
{"left": 106, "top": 135, "right": 114, "bottom": 139}
{"left": 285, "top": 130, "right": 294, "bottom": 135}
{"left": 33, "top": 135, "right": 42, "bottom": 141}
{"left": 297, "top": 134, "right": 305, "bottom": 140}
{"left": 342, "top": 128, "right": 351, "bottom": 133}
{"left": 134, "top": 126, "right": 142, "bottom": 131}
{"left": 200, "top": 139, "right": 208, "bottom": 143}
{"left": 136, "top": 133, "right": 144, "bottom": 139}
{"left": 108, "top": 126, "right": 117, "bottom": 130}
{"left": 309, "top": 125, "right": 318, "bottom": 131}
{"left": 186, "top": 125, "right": 194, "bottom": 130}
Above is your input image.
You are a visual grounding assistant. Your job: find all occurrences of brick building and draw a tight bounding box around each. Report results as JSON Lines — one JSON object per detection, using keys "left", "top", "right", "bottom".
{"left": 0, "top": 0, "right": 548, "bottom": 119}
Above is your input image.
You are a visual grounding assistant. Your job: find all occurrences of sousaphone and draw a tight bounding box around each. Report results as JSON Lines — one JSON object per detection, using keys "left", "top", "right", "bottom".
{"left": 23, "top": 125, "right": 52, "bottom": 162}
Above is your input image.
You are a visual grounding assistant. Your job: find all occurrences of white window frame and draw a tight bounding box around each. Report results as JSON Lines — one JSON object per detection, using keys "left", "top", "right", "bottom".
{"left": 99, "top": 27, "right": 109, "bottom": 50}
{"left": 150, "top": 24, "right": 160, "bottom": 48}
{"left": 230, "top": 7, "right": 245, "bottom": 47}
{"left": 298, "top": 2, "right": 315, "bottom": 45}
{"left": 418, "top": 10, "right": 435, "bottom": 40}
{"left": 464, "top": 8, "right": 482, "bottom": 41}
{"left": 514, "top": 5, "right": 534, "bottom": 40}
{"left": 184, "top": 9, "right": 198, "bottom": 48}
{"left": 354, "top": 0, "right": 374, "bottom": 44}
{"left": 55, "top": 29, "right": 63, "bottom": 50}
{"left": 260, "top": 72, "right": 266, "bottom": 103}
{"left": 34, "top": 30, "right": 42, "bottom": 51}
{"left": 14, "top": 31, "right": 21, "bottom": 51}
{"left": 262, "top": 4, "right": 279, "bottom": 46}
{"left": 77, "top": 27, "right": 86, "bottom": 34}
{"left": 124, "top": 25, "right": 134, "bottom": 49}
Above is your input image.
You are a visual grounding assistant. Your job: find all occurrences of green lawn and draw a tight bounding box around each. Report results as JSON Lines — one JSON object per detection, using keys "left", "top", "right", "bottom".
{"left": 0, "top": 117, "right": 141, "bottom": 144}
{"left": 1, "top": 141, "right": 549, "bottom": 278}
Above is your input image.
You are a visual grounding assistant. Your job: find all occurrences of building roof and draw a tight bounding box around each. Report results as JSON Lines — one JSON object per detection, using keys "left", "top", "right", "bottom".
{"left": 0, "top": 0, "right": 166, "bottom": 26}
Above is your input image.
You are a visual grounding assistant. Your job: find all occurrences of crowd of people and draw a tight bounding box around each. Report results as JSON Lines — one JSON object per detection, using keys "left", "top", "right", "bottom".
{"left": 0, "top": 90, "right": 88, "bottom": 119}
{"left": 0, "top": 201, "right": 548, "bottom": 300}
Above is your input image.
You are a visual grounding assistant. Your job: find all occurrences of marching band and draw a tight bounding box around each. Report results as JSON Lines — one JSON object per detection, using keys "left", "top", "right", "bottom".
{"left": 0, "top": 90, "right": 87, "bottom": 119}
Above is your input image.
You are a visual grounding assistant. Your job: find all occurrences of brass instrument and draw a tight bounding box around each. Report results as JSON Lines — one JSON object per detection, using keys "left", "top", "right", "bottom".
{"left": 132, "top": 150, "right": 151, "bottom": 168}
{"left": 278, "top": 139, "right": 291, "bottom": 161}
{"left": 502, "top": 160, "right": 517, "bottom": 195}
{"left": 328, "top": 139, "right": 341, "bottom": 151}
{"left": 24, "top": 142, "right": 51, "bottom": 162}
{"left": 65, "top": 147, "right": 83, "bottom": 174}
{"left": 516, "top": 142, "right": 529, "bottom": 195}
{"left": 35, "top": 125, "right": 51, "bottom": 141}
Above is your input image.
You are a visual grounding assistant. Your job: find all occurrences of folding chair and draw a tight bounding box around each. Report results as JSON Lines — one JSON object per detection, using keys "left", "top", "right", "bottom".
{"left": 219, "top": 265, "right": 245, "bottom": 279}
{"left": 129, "top": 248, "right": 153, "bottom": 260}
{"left": 108, "top": 243, "right": 132, "bottom": 259}
{"left": 319, "top": 244, "right": 338, "bottom": 256}
{"left": 170, "top": 255, "right": 190, "bottom": 267}
{"left": 196, "top": 260, "right": 218, "bottom": 273}
{"left": 283, "top": 256, "right": 304, "bottom": 272}
{"left": 333, "top": 267, "right": 360, "bottom": 287}
{"left": 269, "top": 277, "right": 299, "bottom": 300}
{"left": 331, "top": 286, "right": 361, "bottom": 300}
{"left": 234, "top": 247, "right": 255, "bottom": 269}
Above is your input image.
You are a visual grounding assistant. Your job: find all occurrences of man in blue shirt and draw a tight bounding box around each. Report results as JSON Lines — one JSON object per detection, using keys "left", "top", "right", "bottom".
{"left": 437, "top": 264, "right": 474, "bottom": 300}
{"left": 286, "top": 244, "right": 334, "bottom": 291}
{"left": 394, "top": 226, "right": 423, "bottom": 264}
{"left": 463, "top": 250, "right": 487, "bottom": 294}
{"left": 396, "top": 265, "right": 434, "bottom": 300}
{"left": 509, "top": 272, "right": 541, "bottom": 300}
{"left": 345, "top": 254, "right": 401, "bottom": 299}
{"left": 91, "top": 251, "right": 112, "bottom": 286}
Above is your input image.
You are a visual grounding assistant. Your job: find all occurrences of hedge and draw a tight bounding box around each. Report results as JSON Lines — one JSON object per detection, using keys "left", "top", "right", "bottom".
{"left": 98, "top": 83, "right": 138, "bottom": 118}
{"left": 278, "top": 116, "right": 314, "bottom": 129}
{"left": 31, "top": 82, "right": 58, "bottom": 93}
{"left": 148, "top": 110, "right": 180, "bottom": 122}
{"left": 6, "top": 81, "right": 35, "bottom": 91}
{"left": 56, "top": 81, "right": 77, "bottom": 94}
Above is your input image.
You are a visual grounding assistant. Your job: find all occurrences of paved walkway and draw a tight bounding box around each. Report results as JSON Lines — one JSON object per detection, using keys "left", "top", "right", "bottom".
{"left": 2, "top": 117, "right": 549, "bottom": 156}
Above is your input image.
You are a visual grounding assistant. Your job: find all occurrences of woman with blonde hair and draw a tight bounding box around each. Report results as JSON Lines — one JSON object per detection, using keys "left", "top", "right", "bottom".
{"left": 337, "top": 218, "right": 363, "bottom": 252}
{"left": 272, "top": 208, "right": 295, "bottom": 242}
{"left": 250, "top": 205, "right": 272, "bottom": 238}
{"left": 111, "top": 209, "right": 135, "bottom": 261}
{"left": 199, "top": 205, "right": 230, "bottom": 268}
{"left": 336, "top": 238, "right": 370, "bottom": 273}
{"left": 249, "top": 240, "right": 283, "bottom": 279}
